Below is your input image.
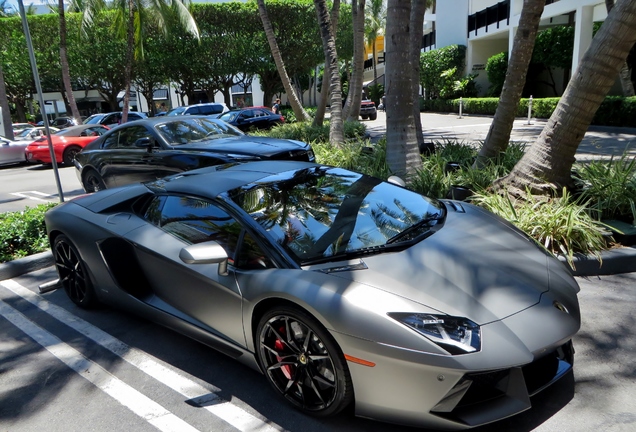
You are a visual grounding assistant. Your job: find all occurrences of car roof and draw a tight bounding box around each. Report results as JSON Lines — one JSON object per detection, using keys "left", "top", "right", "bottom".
{"left": 147, "top": 160, "right": 318, "bottom": 197}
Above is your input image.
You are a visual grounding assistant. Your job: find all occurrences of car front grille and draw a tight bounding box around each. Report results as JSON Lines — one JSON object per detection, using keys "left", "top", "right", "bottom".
{"left": 430, "top": 341, "right": 574, "bottom": 427}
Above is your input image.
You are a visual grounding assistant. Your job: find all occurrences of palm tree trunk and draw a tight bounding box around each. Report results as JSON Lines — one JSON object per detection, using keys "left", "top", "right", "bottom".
{"left": 474, "top": 0, "right": 545, "bottom": 167}
{"left": 121, "top": 0, "right": 135, "bottom": 124}
{"left": 606, "top": 0, "right": 635, "bottom": 96}
{"left": 385, "top": 0, "right": 420, "bottom": 180}
{"left": 0, "top": 63, "right": 13, "bottom": 138}
{"left": 495, "top": 0, "right": 636, "bottom": 197}
{"left": 410, "top": 0, "right": 426, "bottom": 150}
{"left": 313, "top": 0, "right": 340, "bottom": 127}
{"left": 314, "top": 0, "right": 345, "bottom": 145}
{"left": 58, "top": 0, "right": 81, "bottom": 122}
{"left": 257, "top": 0, "right": 311, "bottom": 122}
{"left": 343, "top": 0, "right": 365, "bottom": 122}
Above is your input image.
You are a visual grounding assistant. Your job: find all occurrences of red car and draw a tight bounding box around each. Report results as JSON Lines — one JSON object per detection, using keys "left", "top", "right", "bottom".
{"left": 25, "top": 124, "right": 109, "bottom": 166}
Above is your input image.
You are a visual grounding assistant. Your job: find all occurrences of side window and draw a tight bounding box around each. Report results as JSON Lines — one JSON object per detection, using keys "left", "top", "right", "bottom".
{"left": 102, "top": 131, "right": 120, "bottom": 149}
{"left": 237, "top": 232, "right": 275, "bottom": 270}
{"left": 186, "top": 107, "right": 200, "bottom": 115}
{"left": 103, "top": 114, "right": 120, "bottom": 126}
{"left": 242, "top": 110, "right": 255, "bottom": 119}
{"left": 117, "top": 126, "right": 153, "bottom": 148}
{"left": 144, "top": 195, "right": 241, "bottom": 260}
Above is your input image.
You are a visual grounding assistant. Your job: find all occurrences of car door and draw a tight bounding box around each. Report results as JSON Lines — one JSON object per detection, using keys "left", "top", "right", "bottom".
{"left": 127, "top": 194, "right": 247, "bottom": 346}
{"left": 105, "top": 124, "right": 172, "bottom": 186}
{"left": 0, "top": 139, "right": 27, "bottom": 165}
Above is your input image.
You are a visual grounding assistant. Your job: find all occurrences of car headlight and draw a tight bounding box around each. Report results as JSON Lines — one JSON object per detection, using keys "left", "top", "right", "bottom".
{"left": 307, "top": 148, "right": 315, "bottom": 161}
{"left": 388, "top": 313, "right": 481, "bottom": 355}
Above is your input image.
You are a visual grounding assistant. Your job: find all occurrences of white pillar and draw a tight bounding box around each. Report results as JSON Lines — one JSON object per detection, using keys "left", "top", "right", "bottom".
{"left": 572, "top": 5, "right": 594, "bottom": 75}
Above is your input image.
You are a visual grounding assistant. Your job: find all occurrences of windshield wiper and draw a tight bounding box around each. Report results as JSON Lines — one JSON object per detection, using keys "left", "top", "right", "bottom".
{"left": 386, "top": 213, "right": 445, "bottom": 245}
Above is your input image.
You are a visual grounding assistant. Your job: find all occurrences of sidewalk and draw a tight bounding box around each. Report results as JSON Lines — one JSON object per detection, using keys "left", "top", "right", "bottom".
{"left": 366, "top": 111, "right": 636, "bottom": 162}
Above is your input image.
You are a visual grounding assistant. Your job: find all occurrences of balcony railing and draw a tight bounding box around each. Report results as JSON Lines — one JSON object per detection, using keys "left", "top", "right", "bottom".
{"left": 467, "top": 0, "right": 510, "bottom": 37}
{"left": 421, "top": 31, "right": 436, "bottom": 50}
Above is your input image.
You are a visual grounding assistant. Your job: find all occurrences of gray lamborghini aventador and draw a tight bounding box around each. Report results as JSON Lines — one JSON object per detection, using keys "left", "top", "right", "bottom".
{"left": 44, "top": 160, "right": 581, "bottom": 430}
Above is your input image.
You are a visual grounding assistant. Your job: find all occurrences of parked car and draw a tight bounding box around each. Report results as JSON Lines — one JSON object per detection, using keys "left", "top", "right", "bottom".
{"left": 25, "top": 124, "right": 110, "bottom": 166}
{"left": 11, "top": 123, "right": 34, "bottom": 138}
{"left": 50, "top": 116, "right": 80, "bottom": 129}
{"left": 13, "top": 126, "right": 60, "bottom": 141}
{"left": 0, "top": 136, "right": 29, "bottom": 166}
{"left": 74, "top": 116, "right": 314, "bottom": 192}
{"left": 218, "top": 107, "right": 284, "bottom": 132}
{"left": 83, "top": 111, "right": 147, "bottom": 128}
{"left": 359, "top": 99, "right": 377, "bottom": 120}
{"left": 45, "top": 160, "right": 581, "bottom": 430}
{"left": 165, "top": 102, "right": 229, "bottom": 117}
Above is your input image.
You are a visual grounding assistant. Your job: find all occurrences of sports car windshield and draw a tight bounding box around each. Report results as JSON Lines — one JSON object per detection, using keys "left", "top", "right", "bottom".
{"left": 155, "top": 118, "right": 244, "bottom": 145}
{"left": 228, "top": 166, "right": 445, "bottom": 264}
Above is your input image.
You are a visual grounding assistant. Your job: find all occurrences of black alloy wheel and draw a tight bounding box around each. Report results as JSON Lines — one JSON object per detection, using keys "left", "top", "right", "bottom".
{"left": 63, "top": 145, "right": 81, "bottom": 166}
{"left": 53, "top": 235, "right": 97, "bottom": 308}
{"left": 256, "top": 306, "right": 353, "bottom": 416}
{"left": 82, "top": 169, "right": 106, "bottom": 193}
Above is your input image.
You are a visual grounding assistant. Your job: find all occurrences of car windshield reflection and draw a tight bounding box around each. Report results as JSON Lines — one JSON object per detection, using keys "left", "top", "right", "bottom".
{"left": 228, "top": 166, "right": 445, "bottom": 264}
{"left": 156, "top": 118, "right": 244, "bottom": 145}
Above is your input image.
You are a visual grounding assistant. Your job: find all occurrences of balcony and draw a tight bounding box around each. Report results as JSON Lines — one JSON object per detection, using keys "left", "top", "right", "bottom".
{"left": 467, "top": 0, "right": 510, "bottom": 37}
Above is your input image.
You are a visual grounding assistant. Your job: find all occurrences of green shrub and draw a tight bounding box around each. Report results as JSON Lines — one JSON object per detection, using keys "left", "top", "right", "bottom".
{"left": 420, "top": 45, "right": 467, "bottom": 100}
{"left": 255, "top": 120, "right": 366, "bottom": 143}
{"left": 0, "top": 204, "right": 55, "bottom": 263}
{"left": 573, "top": 154, "right": 636, "bottom": 221}
{"left": 485, "top": 52, "right": 508, "bottom": 96}
{"left": 470, "top": 188, "right": 610, "bottom": 269}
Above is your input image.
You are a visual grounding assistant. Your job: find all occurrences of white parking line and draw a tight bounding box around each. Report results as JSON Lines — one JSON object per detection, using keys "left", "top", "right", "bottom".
{"left": 0, "top": 298, "right": 201, "bottom": 432}
{"left": 0, "top": 280, "right": 282, "bottom": 432}
{"left": 10, "top": 191, "right": 57, "bottom": 202}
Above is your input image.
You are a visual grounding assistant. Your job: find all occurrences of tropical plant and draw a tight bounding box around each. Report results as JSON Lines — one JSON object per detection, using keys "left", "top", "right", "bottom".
{"left": 496, "top": 0, "right": 636, "bottom": 197}
{"left": 474, "top": 0, "right": 545, "bottom": 168}
{"left": 471, "top": 188, "right": 610, "bottom": 269}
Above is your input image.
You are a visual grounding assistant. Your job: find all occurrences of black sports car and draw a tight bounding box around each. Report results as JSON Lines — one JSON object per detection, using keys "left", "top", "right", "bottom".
{"left": 45, "top": 160, "right": 580, "bottom": 429}
{"left": 74, "top": 116, "right": 314, "bottom": 192}
{"left": 217, "top": 107, "right": 284, "bottom": 131}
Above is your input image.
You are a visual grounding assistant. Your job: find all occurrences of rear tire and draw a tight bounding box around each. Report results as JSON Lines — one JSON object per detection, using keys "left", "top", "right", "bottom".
{"left": 256, "top": 306, "right": 353, "bottom": 417}
{"left": 369, "top": 113, "right": 377, "bottom": 121}
{"left": 361, "top": 115, "right": 368, "bottom": 120}
{"left": 53, "top": 235, "right": 98, "bottom": 309}
{"left": 82, "top": 169, "right": 106, "bottom": 193}
{"left": 63, "top": 145, "right": 81, "bottom": 166}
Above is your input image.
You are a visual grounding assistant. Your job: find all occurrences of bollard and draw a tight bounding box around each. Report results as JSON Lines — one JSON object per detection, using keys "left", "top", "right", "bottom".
{"left": 458, "top": 97, "right": 463, "bottom": 119}
{"left": 527, "top": 95, "right": 533, "bottom": 125}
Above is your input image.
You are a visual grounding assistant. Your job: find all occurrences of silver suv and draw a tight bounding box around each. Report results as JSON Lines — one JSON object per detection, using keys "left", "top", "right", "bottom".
{"left": 166, "top": 102, "right": 229, "bottom": 116}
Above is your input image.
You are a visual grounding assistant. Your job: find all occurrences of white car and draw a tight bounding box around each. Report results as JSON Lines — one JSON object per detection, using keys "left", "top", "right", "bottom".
{"left": 13, "top": 126, "right": 60, "bottom": 141}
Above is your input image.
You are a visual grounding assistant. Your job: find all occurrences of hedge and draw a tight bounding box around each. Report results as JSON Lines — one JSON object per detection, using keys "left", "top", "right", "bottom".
{"left": 421, "top": 96, "right": 636, "bottom": 128}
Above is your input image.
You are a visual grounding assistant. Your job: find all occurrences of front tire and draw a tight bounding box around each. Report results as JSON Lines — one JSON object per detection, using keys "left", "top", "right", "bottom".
{"left": 53, "top": 235, "right": 98, "bottom": 308}
{"left": 82, "top": 169, "right": 106, "bottom": 193}
{"left": 256, "top": 306, "right": 353, "bottom": 417}
{"left": 369, "top": 113, "right": 377, "bottom": 121}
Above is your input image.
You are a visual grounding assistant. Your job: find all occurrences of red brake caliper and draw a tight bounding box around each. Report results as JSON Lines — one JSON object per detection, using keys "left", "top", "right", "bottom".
{"left": 275, "top": 326, "right": 293, "bottom": 379}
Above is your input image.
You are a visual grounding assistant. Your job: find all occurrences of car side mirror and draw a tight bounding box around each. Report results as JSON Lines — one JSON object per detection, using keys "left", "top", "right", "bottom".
{"left": 179, "top": 240, "right": 229, "bottom": 276}
{"left": 134, "top": 137, "right": 154, "bottom": 151}
{"left": 387, "top": 176, "right": 406, "bottom": 187}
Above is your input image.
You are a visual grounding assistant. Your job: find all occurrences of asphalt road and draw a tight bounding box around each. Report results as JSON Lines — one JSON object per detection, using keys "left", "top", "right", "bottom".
{"left": 1, "top": 266, "right": 635, "bottom": 432}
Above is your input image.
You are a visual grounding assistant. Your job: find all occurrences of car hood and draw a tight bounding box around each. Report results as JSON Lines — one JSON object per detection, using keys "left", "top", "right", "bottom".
{"left": 176, "top": 136, "right": 307, "bottom": 156}
{"left": 328, "top": 202, "right": 566, "bottom": 325}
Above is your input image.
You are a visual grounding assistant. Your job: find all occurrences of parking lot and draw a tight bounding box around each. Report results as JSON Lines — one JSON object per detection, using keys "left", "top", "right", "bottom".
{"left": 1, "top": 113, "right": 636, "bottom": 431}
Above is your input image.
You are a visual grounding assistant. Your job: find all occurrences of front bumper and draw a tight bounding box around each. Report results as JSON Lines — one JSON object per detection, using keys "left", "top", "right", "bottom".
{"left": 331, "top": 292, "right": 579, "bottom": 430}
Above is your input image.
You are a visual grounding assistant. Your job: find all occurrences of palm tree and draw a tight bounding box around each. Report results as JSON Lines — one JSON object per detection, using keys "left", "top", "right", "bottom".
{"left": 256, "top": 0, "right": 311, "bottom": 123}
{"left": 385, "top": 0, "right": 420, "bottom": 180}
{"left": 314, "top": 0, "right": 345, "bottom": 144}
{"left": 57, "top": 0, "right": 82, "bottom": 122}
{"left": 606, "top": 0, "right": 635, "bottom": 96}
{"left": 313, "top": 0, "right": 341, "bottom": 127}
{"left": 495, "top": 0, "right": 636, "bottom": 197}
{"left": 409, "top": 0, "right": 428, "bottom": 151}
{"left": 0, "top": 63, "right": 13, "bottom": 138}
{"left": 342, "top": 0, "right": 365, "bottom": 122}
{"left": 365, "top": 0, "right": 384, "bottom": 88}
{"left": 81, "top": 0, "right": 199, "bottom": 123}
{"left": 474, "top": 0, "right": 546, "bottom": 167}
